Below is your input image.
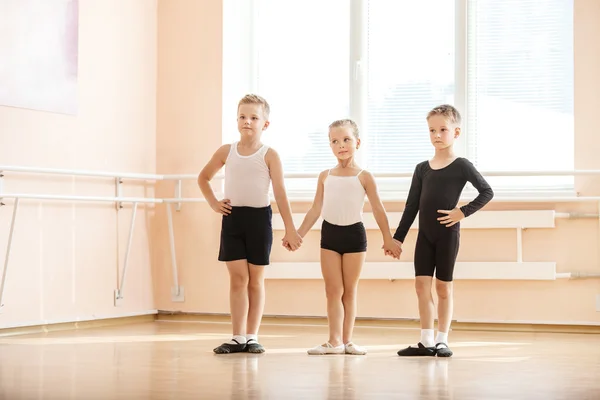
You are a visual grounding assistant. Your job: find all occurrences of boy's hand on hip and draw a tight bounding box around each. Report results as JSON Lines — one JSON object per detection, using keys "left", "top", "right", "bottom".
{"left": 211, "top": 199, "right": 232, "bottom": 215}
{"left": 437, "top": 208, "right": 465, "bottom": 227}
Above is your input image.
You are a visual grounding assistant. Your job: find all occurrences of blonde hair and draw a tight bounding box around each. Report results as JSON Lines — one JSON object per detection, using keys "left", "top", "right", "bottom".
{"left": 238, "top": 94, "right": 270, "bottom": 119}
{"left": 328, "top": 119, "right": 360, "bottom": 139}
{"left": 427, "top": 104, "right": 462, "bottom": 125}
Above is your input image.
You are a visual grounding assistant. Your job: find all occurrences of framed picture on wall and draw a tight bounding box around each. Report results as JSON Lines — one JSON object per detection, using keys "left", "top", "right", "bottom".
{"left": 0, "top": 0, "right": 79, "bottom": 115}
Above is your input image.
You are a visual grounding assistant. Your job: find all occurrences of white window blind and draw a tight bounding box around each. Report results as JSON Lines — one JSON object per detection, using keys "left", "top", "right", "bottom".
{"left": 222, "top": 0, "right": 575, "bottom": 196}
{"left": 466, "top": 0, "right": 574, "bottom": 191}
{"left": 254, "top": 0, "right": 350, "bottom": 191}
{"left": 365, "top": 0, "right": 456, "bottom": 174}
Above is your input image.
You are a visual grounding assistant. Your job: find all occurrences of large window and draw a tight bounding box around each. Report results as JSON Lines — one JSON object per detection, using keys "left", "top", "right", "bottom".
{"left": 223, "top": 0, "right": 574, "bottom": 196}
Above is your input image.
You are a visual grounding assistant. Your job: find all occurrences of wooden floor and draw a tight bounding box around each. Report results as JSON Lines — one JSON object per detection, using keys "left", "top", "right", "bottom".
{"left": 0, "top": 318, "right": 599, "bottom": 399}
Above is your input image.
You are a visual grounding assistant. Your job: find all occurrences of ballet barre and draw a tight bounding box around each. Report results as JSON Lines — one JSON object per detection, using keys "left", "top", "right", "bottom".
{"left": 1, "top": 165, "right": 600, "bottom": 312}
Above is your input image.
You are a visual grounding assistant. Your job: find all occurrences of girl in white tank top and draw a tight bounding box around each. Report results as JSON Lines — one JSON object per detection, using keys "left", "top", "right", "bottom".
{"left": 288, "top": 119, "right": 401, "bottom": 356}
{"left": 321, "top": 168, "right": 366, "bottom": 226}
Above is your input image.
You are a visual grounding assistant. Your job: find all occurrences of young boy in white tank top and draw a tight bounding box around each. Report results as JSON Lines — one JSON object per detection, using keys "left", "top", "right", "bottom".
{"left": 284, "top": 119, "right": 401, "bottom": 355}
{"left": 198, "top": 94, "right": 303, "bottom": 354}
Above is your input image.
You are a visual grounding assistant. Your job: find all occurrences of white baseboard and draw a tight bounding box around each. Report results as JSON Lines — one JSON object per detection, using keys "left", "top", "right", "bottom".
{"left": 0, "top": 310, "right": 158, "bottom": 330}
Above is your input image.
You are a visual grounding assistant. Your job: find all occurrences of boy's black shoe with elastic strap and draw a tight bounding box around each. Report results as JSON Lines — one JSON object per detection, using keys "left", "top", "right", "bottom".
{"left": 397, "top": 342, "right": 437, "bottom": 356}
{"left": 213, "top": 339, "right": 247, "bottom": 354}
{"left": 245, "top": 339, "right": 265, "bottom": 353}
{"left": 434, "top": 342, "right": 453, "bottom": 357}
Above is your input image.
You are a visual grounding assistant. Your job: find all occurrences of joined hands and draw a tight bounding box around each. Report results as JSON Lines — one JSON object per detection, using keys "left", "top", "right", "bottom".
{"left": 281, "top": 230, "right": 303, "bottom": 251}
{"left": 382, "top": 238, "right": 402, "bottom": 259}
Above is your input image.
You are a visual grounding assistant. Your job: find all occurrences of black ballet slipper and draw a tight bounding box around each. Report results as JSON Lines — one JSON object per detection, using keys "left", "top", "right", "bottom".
{"left": 245, "top": 339, "right": 265, "bottom": 354}
{"left": 213, "top": 339, "right": 247, "bottom": 354}
{"left": 397, "top": 342, "right": 436, "bottom": 357}
{"left": 435, "top": 342, "right": 453, "bottom": 357}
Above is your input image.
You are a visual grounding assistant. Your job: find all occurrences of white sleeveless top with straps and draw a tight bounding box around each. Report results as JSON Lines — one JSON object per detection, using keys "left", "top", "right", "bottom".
{"left": 321, "top": 169, "right": 366, "bottom": 226}
{"left": 224, "top": 141, "right": 271, "bottom": 208}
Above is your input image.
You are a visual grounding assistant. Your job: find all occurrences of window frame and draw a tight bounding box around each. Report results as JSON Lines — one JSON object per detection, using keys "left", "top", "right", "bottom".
{"left": 222, "top": 0, "right": 575, "bottom": 198}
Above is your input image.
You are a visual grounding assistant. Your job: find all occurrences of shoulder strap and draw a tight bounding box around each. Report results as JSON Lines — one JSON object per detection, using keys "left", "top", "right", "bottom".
{"left": 259, "top": 144, "right": 270, "bottom": 156}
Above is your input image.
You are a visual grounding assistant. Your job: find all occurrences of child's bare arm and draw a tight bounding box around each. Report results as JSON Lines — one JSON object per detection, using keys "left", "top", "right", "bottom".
{"left": 297, "top": 170, "right": 327, "bottom": 238}
{"left": 266, "top": 148, "right": 302, "bottom": 250}
{"left": 362, "top": 171, "right": 401, "bottom": 258}
{"left": 198, "top": 145, "right": 232, "bottom": 215}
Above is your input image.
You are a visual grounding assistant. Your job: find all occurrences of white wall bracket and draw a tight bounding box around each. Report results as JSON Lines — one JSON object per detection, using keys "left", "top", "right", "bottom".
{"left": 171, "top": 286, "right": 185, "bottom": 302}
{"left": 166, "top": 203, "right": 184, "bottom": 302}
{"left": 0, "top": 170, "right": 4, "bottom": 205}
{"left": 175, "top": 180, "right": 182, "bottom": 212}
{"left": 114, "top": 202, "right": 138, "bottom": 306}
{"left": 0, "top": 198, "right": 19, "bottom": 311}
{"left": 114, "top": 289, "right": 123, "bottom": 307}
{"left": 115, "top": 177, "right": 123, "bottom": 210}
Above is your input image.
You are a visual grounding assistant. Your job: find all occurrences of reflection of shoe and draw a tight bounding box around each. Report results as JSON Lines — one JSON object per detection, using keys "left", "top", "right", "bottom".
{"left": 213, "top": 339, "right": 247, "bottom": 354}
{"left": 397, "top": 342, "right": 436, "bottom": 356}
{"left": 307, "top": 342, "right": 345, "bottom": 355}
{"left": 245, "top": 339, "right": 265, "bottom": 353}
{"left": 344, "top": 342, "right": 367, "bottom": 355}
{"left": 434, "top": 342, "right": 453, "bottom": 357}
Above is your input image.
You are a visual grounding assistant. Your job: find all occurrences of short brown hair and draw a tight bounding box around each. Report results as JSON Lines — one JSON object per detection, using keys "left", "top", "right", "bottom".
{"left": 238, "top": 94, "right": 270, "bottom": 119}
{"left": 328, "top": 119, "right": 360, "bottom": 139}
{"left": 427, "top": 104, "right": 461, "bottom": 125}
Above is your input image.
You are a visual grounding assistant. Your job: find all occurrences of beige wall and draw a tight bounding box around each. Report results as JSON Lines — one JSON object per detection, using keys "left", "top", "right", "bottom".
{"left": 153, "top": 0, "right": 224, "bottom": 312}
{"left": 0, "top": 0, "right": 157, "bottom": 328}
{"left": 574, "top": 0, "right": 600, "bottom": 195}
{"left": 154, "top": 0, "right": 600, "bottom": 326}
{"left": 2, "top": 0, "right": 598, "bottom": 329}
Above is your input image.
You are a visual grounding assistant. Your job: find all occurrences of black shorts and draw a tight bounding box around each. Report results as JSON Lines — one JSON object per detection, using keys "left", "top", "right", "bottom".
{"left": 414, "top": 229, "right": 460, "bottom": 282}
{"left": 218, "top": 206, "right": 273, "bottom": 266}
{"left": 320, "top": 220, "right": 367, "bottom": 255}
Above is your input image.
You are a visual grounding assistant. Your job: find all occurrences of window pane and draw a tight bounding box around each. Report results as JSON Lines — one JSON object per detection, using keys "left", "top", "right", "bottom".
{"left": 467, "top": 0, "right": 574, "bottom": 190}
{"left": 366, "top": 0, "right": 455, "bottom": 174}
{"left": 255, "top": 0, "right": 350, "bottom": 182}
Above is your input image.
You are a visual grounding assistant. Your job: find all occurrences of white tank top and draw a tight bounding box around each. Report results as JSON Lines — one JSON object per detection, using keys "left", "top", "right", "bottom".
{"left": 321, "top": 169, "right": 366, "bottom": 226}
{"left": 224, "top": 142, "right": 271, "bottom": 208}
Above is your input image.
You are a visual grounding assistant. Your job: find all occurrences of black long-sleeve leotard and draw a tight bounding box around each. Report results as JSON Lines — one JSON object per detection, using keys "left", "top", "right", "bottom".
{"left": 393, "top": 157, "right": 493, "bottom": 243}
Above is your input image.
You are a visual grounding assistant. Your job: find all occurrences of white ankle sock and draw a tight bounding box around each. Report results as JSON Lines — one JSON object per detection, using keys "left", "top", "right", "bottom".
{"left": 436, "top": 331, "right": 448, "bottom": 345}
{"left": 420, "top": 329, "right": 435, "bottom": 347}
{"left": 229, "top": 334, "right": 246, "bottom": 345}
{"left": 246, "top": 334, "right": 258, "bottom": 343}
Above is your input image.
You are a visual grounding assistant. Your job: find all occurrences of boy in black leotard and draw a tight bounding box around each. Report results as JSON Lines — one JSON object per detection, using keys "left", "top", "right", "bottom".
{"left": 389, "top": 105, "right": 493, "bottom": 357}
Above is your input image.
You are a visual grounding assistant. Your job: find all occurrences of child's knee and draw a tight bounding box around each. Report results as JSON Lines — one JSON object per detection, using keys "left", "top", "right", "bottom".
{"left": 341, "top": 289, "right": 357, "bottom": 304}
{"left": 325, "top": 284, "right": 343, "bottom": 300}
{"left": 230, "top": 273, "right": 249, "bottom": 290}
{"left": 414, "top": 277, "right": 432, "bottom": 297}
{"left": 248, "top": 275, "right": 264, "bottom": 291}
{"left": 435, "top": 280, "right": 453, "bottom": 299}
